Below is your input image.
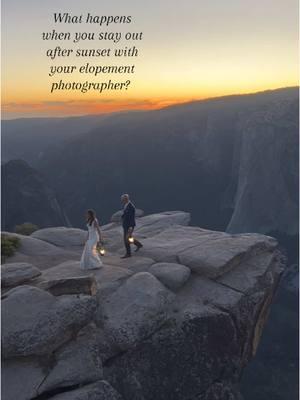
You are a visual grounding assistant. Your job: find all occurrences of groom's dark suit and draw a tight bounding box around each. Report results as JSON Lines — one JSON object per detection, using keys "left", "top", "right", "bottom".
{"left": 122, "top": 201, "right": 142, "bottom": 256}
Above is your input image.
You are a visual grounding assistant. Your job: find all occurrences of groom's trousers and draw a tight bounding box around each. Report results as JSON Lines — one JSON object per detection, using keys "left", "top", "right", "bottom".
{"left": 123, "top": 227, "right": 142, "bottom": 255}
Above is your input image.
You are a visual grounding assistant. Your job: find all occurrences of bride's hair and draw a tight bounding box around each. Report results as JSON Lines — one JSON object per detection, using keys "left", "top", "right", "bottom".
{"left": 87, "top": 209, "right": 96, "bottom": 225}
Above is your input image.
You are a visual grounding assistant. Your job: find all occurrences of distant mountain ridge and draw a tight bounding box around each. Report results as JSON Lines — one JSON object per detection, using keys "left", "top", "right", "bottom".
{"left": 2, "top": 87, "right": 299, "bottom": 237}
{"left": 1, "top": 114, "right": 110, "bottom": 165}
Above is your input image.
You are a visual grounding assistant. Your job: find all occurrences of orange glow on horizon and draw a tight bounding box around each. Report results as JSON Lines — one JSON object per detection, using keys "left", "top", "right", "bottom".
{"left": 2, "top": 97, "right": 190, "bottom": 118}
{"left": 2, "top": 82, "right": 298, "bottom": 120}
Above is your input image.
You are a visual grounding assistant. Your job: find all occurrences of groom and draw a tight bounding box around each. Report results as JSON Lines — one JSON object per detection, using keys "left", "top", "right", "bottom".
{"left": 121, "top": 194, "right": 143, "bottom": 258}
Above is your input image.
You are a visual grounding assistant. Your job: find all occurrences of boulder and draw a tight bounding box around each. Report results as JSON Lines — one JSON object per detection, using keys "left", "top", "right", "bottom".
{"left": 135, "top": 211, "right": 191, "bottom": 237}
{"left": 138, "top": 225, "right": 213, "bottom": 262}
{"left": 2, "top": 285, "right": 96, "bottom": 358}
{"left": 101, "top": 272, "right": 175, "bottom": 350}
{"left": 149, "top": 262, "right": 191, "bottom": 290}
{"left": 47, "top": 380, "right": 123, "bottom": 400}
{"left": 175, "top": 273, "right": 244, "bottom": 315}
{"left": 40, "top": 261, "right": 133, "bottom": 296}
{"left": 1, "top": 262, "right": 41, "bottom": 288}
{"left": 178, "top": 233, "right": 277, "bottom": 278}
{"left": 111, "top": 209, "right": 144, "bottom": 222}
{"left": 2, "top": 232, "right": 79, "bottom": 269}
{"left": 31, "top": 227, "right": 86, "bottom": 247}
{"left": 38, "top": 324, "right": 103, "bottom": 395}
{"left": 38, "top": 276, "right": 97, "bottom": 296}
{"left": 95, "top": 328, "right": 121, "bottom": 363}
{"left": 139, "top": 226, "right": 277, "bottom": 278}
{"left": 40, "top": 261, "right": 88, "bottom": 280}
{"left": 105, "top": 254, "right": 155, "bottom": 273}
{"left": 105, "top": 304, "right": 240, "bottom": 400}
{"left": 90, "top": 265, "right": 134, "bottom": 295}
{"left": 2, "top": 232, "right": 70, "bottom": 256}
{"left": 2, "top": 357, "right": 46, "bottom": 400}
{"left": 4, "top": 251, "right": 80, "bottom": 271}
{"left": 216, "top": 251, "right": 282, "bottom": 294}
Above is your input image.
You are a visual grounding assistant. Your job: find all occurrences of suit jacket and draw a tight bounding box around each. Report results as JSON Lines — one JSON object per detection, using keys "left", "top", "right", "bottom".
{"left": 122, "top": 202, "right": 136, "bottom": 230}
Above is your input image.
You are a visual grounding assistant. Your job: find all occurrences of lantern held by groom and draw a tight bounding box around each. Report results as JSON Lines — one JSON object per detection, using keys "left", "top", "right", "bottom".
{"left": 121, "top": 194, "right": 143, "bottom": 258}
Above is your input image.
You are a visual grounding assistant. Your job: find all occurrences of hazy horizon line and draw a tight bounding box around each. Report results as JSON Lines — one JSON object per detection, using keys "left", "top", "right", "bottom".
{"left": 2, "top": 85, "right": 298, "bottom": 121}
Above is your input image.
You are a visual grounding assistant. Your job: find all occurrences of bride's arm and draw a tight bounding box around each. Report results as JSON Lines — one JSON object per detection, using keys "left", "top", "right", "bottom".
{"left": 94, "top": 219, "right": 103, "bottom": 243}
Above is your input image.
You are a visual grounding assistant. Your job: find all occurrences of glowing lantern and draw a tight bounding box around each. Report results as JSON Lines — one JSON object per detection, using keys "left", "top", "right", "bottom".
{"left": 129, "top": 236, "right": 134, "bottom": 243}
{"left": 98, "top": 246, "right": 106, "bottom": 256}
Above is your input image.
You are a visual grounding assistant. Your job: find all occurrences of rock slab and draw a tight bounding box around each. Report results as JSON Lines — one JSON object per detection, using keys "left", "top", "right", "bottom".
{"left": 149, "top": 262, "right": 191, "bottom": 290}
{"left": 1, "top": 262, "right": 41, "bottom": 287}
{"left": 38, "top": 275, "right": 97, "bottom": 296}
{"left": 101, "top": 272, "right": 175, "bottom": 350}
{"left": 2, "top": 285, "right": 96, "bottom": 358}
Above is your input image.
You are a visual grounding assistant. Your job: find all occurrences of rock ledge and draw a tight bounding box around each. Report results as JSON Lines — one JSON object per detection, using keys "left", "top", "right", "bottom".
{"left": 1, "top": 211, "right": 284, "bottom": 400}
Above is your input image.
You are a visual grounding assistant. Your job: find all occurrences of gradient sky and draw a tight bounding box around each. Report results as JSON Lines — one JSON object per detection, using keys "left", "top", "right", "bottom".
{"left": 2, "top": 0, "right": 299, "bottom": 119}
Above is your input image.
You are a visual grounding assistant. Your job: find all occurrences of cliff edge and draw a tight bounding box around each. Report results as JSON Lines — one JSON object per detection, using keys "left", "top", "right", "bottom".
{"left": 1, "top": 211, "right": 285, "bottom": 400}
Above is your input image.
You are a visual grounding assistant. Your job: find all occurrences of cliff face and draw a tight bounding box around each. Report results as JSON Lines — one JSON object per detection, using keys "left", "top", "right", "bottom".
{"left": 225, "top": 96, "right": 299, "bottom": 235}
{"left": 1, "top": 160, "right": 69, "bottom": 231}
{"left": 2, "top": 212, "right": 284, "bottom": 400}
{"left": 29, "top": 87, "right": 297, "bottom": 235}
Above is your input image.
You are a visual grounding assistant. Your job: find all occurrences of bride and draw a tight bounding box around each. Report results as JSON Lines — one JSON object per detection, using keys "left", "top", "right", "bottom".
{"left": 80, "top": 209, "right": 103, "bottom": 270}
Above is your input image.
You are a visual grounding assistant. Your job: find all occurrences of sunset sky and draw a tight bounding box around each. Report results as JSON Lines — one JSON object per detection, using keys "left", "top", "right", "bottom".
{"left": 2, "top": 0, "right": 299, "bottom": 119}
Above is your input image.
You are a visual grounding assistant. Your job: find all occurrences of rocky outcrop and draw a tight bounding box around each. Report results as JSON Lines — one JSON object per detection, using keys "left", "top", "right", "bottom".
{"left": 31, "top": 227, "right": 86, "bottom": 247}
{"left": 100, "top": 272, "right": 175, "bottom": 351}
{"left": 2, "top": 286, "right": 96, "bottom": 358}
{"left": 149, "top": 262, "right": 191, "bottom": 290}
{"left": 2, "top": 231, "right": 79, "bottom": 269}
{"left": 111, "top": 209, "right": 144, "bottom": 222}
{"left": 1, "top": 262, "right": 41, "bottom": 288}
{"left": 1, "top": 211, "right": 284, "bottom": 400}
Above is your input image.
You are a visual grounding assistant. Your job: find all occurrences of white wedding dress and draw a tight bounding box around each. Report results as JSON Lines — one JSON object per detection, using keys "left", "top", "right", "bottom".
{"left": 80, "top": 219, "right": 103, "bottom": 270}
